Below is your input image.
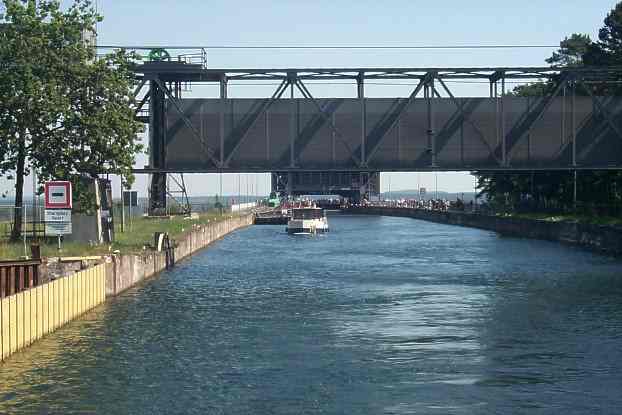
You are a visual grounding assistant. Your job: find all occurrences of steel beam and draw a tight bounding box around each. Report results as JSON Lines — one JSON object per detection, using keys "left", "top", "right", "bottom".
{"left": 427, "top": 77, "right": 437, "bottom": 167}
{"left": 148, "top": 80, "right": 167, "bottom": 213}
{"left": 497, "top": 73, "right": 570, "bottom": 163}
{"left": 358, "top": 73, "right": 366, "bottom": 165}
{"left": 133, "top": 165, "right": 622, "bottom": 174}
{"left": 437, "top": 78, "right": 500, "bottom": 164}
{"left": 153, "top": 78, "right": 221, "bottom": 167}
{"left": 134, "top": 90, "right": 151, "bottom": 116}
{"left": 501, "top": 75, "right": 506, "bottom": 166}
{"left": 132, "top": 80, "right": 146, "bottom": 100}
{"left": 570, "top": 80, "right": 577, "bottom": 167}
{"left": 135, "top": 62, "right": 622, "bottom": 83}
{"left": 578, "top": 79, "right": 622, "bottom": 141}
{"left": 364, "top": 73, "right": 432, "bottom": 165}
{"left": 277, "top": 99, "right": 344, "bottom": 166}
{"left": 223, "top": 79, "right": 290, "bottom": 167}
{"left": 295, "top": 79, "right": 362, "bottom": 167}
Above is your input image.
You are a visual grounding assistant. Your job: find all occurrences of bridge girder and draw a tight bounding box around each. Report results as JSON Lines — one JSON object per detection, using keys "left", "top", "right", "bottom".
{"left": 131, "top": 63, "right": 622, "bottom": 211}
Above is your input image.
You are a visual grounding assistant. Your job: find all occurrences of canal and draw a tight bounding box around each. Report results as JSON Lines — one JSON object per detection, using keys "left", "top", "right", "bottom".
{"left": 1, "top": 215, "right": 622, "bottom": 414}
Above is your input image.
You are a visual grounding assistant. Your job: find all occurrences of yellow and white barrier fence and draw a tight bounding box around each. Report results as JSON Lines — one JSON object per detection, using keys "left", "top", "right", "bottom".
{"left": 1, "top": 263, "right": 106, "bottom": 362}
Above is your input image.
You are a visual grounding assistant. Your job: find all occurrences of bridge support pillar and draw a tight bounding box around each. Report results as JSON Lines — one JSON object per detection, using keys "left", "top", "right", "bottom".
{"left": 148, "top": 80, "right": 167, "bottom": 215}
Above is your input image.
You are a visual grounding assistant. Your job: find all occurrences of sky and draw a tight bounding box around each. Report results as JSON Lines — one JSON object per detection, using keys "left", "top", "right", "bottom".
{"left": 1, "top": 0, "right": 619, "bottom": 199}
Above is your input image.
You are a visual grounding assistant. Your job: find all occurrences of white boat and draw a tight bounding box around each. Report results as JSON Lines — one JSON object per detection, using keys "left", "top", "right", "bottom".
{"left": 286, "top": 207, "right": 329, "bottom": 234}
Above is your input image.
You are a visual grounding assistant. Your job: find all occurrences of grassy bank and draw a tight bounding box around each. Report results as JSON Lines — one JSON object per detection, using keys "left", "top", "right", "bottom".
{"left": 0, "top": 212, "right": 232, "bottom": 260}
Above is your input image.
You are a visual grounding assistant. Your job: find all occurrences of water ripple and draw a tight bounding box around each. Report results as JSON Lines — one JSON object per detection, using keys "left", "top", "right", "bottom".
{"left": 1, "top": 215, "right": 621, "bottom": 414}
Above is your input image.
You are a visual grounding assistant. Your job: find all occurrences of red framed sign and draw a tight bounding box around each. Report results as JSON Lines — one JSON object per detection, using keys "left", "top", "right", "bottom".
{"left": 44, "top": 181, "right": 72, "bottom": 209}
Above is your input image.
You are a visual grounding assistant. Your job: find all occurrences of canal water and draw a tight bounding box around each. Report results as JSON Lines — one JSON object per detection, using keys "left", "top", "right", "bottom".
{"left": 1, "top": 215, "right": 622, "bottom": 414}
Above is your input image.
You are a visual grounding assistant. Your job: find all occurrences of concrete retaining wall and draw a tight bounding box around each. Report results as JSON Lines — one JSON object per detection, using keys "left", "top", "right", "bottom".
{"left": 1, "top": 264, "right": 106, "bottom": 361}
{"left": 0, "top": 214, "right": 253, "bottom": 362}
{"left": 105, "top": 213, "right": 254, "bottom": 296}
{"left": 349, "top": 207, "right": 622, "bottom": 256}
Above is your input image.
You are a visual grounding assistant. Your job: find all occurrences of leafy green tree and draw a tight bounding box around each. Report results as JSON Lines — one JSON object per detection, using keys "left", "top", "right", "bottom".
{"left": 585, "top": 2, "right": 622, "bottom": 66}
{"left": 546, "top": 34, "right": 591, "bottom": 67}
{"left": 474, "top": 29, "right": 620, "bottom": 215}
{"left": 0, "top": 0, "right": 142, "bottom": 240}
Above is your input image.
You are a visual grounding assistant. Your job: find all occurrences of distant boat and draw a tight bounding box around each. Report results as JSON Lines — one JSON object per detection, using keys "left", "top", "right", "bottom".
{"left": 286, "top": 207, "right": 329, "bottom": 234}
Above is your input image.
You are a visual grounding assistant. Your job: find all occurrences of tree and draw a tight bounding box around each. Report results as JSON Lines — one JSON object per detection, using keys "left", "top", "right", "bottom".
{"left": 34, "top": 48, "right": 144, "bottom": 210}
{"left": 546, "top": 34, "right": 591, "bottom": 67}
{"left": 0, "top": 0, "right": 142, "bottom": 240}
{"left": 585, "top": 2, "right": 622, "bottom": 66}
{"left": 475, "top": 32, "right": 604, "bottom": 214}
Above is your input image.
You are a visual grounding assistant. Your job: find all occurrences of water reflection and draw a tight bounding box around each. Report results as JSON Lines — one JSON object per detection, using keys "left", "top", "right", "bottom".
{"left": 0, "top": 215, "right": 621, "bottom": 414}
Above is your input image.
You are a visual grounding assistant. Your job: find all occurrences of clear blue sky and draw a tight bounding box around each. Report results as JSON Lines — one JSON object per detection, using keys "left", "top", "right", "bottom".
{"left": 1, "top": 0, "right": 618, "bottom": 199}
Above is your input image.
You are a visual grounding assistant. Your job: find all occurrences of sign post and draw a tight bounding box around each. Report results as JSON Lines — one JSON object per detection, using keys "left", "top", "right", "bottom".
{"left": 44, "top": 181, "right": 72, "bottom": 251}
{"left": 123, "top": 191, "right": 138, "bottom": 230}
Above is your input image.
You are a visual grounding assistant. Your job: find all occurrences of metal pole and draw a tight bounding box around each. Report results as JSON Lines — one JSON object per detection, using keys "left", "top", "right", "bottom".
{"left": 32, "top": 168, "right": 36, "bottom": 240}
{"left": 494, "top": 81, "right": 499, "bottom": 147}
{"left": 23, "top": 205, "right": 27, "bottom": 258}
{"left": 574, "top": 170, "right": 578, "bottom": 211}
{"left": 120, "top": 177, "right": 125, "bottom": 232}
{"left": 358, "top": 73, "right": 366, "bottom": 166}
{"left": 219, "top": 172, "right": 223, "bottom": 213}
{"left": 561, "top": 85, "right": 566, "bottom": 145}
{"left": 435, "top": 172, "right": 438, "bottom": 200}
{"left": 571, "top": 80, "right": 577, "bottom": 212}
{"left": 501, "top": 75, "right": 506, "bottom": 166}
{"left": 427, "top": 78, "right": 436, "bottom": 167}
{"left": 220, "top": 78, "right": 227, "bottom": 167}
{"left": 290, "top": 78, "right": 296, "bottom": 167}
{"left": 571, "top": 80, "right": 576, "bottom": 167}
{"left": 474, "top": 175, "right": 477, "bottom": 211}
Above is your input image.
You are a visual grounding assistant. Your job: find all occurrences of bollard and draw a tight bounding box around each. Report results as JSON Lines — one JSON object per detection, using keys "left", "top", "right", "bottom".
{"left": 30, "top": 244, "right": 41, "bottom": 260}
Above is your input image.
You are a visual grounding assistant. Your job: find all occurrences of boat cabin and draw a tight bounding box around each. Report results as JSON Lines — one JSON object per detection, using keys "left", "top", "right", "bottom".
{"left": 292, "top": 208, "right": 325, "bottom": 220}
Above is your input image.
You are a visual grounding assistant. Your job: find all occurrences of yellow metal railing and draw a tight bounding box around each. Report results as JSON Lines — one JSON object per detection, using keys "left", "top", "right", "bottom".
{"left": 1, "top": 263, "right": 106, "bottom": 361}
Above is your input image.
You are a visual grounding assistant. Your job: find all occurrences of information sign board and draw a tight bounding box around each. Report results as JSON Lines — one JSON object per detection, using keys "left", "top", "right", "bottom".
{"left": 45, "top": 209, "right": 72, "bottom": 236}
{"left": 45, "top": 181, "right": 72, "bottom": 209}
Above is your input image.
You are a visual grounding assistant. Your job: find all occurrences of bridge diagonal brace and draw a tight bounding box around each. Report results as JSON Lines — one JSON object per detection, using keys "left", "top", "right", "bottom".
{"left": 578, "top": 79, "right": 622, "bottom": 141}
{"left": 365, "top": 73, "right": 432, "bottom": 165}
{"left": 134, "top": 90, "right": 151, "bottom": 116}
{"left": 295, "top": 79, "right": 362, "bottom": 167}
{"left": 224, "top": 78, "right": 290, "bottom": 167}
{"left": 437, "top": 78, "right": 501, "bottom": 165}
{"left": 132, "top": 80, "right": 146, "bottom": 100}
{"left": 153, "top": 78, "right": 221, "bottom": 168}
{"left": 498, "top": 72, "right": 571, "bottom": 164}
{"left": 278, "top": 98, "right": 344, "bottom": 166}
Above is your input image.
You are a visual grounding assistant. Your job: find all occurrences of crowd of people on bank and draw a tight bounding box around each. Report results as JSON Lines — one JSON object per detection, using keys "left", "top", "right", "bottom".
{"left": 357, "top": 198, "right": 477, "bottom": 212}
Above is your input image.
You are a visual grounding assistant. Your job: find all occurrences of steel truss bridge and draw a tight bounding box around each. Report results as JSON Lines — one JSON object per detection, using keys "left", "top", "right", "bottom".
{"left": 131, "top": 61, "right": 622, "bottom": 212}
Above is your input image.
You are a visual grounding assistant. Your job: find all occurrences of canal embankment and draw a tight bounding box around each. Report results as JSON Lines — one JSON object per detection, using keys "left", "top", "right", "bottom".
{"left": 1, "top": 212, "right": 254, "bottom": 361}
{"left": 348, "top": 207, "right": 622, "bottom": 256}
{"left": 105, "top": 212, "right": 254, "bottom": 295}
